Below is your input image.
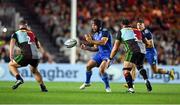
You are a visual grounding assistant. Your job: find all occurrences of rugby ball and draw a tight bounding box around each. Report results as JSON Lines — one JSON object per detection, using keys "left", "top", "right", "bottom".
{"left": 64, "top": 39, "right": 77, "bottom": 48}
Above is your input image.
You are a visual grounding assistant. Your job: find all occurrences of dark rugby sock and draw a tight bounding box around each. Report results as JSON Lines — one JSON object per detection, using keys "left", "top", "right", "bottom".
{"left": 15, "top": 74, "right": 23, "bottom": 80}
{"left": 139, "top": 69, "right": 148, "bottom": 80}
{"left": 125, "top": 73, "right": 133, "bottom": 88}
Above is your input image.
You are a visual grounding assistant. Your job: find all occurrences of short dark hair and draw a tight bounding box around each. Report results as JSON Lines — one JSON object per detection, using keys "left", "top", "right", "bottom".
{"left": 19, "top": 20, "right": 28, "bottom": 25}
{"left": 137, "top": 19, "right": 144, "bottom": 23}
{"left": 121, "top": 18, "right": 130, "bottom": 25}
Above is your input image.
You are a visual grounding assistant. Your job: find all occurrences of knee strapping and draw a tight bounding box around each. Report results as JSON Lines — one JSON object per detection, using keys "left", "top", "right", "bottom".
{"left": 123, "top": 68, "right": 132, "bottom": 71}
{"left": 123, "top": 70, "right": 130, "bottom": 77}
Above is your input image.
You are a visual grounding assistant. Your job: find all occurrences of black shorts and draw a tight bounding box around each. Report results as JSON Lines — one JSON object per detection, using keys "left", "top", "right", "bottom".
{"left": 14, "top": 54, "right": 39, "bottom": 67}
{"left": 125, "top": 52, "right": 145, "bottom": 66}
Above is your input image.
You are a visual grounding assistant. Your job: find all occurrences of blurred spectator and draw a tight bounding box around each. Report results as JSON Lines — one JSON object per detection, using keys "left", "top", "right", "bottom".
{"left": 27, "top": 0, "right": 179, "bottom": 65}
{"left": 2, "top": 0, "right": 178, "bottom": 65}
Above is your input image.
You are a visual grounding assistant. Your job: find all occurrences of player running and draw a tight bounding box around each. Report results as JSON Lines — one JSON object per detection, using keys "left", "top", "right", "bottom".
{"left": 108, "top": 18, "right": 152, "bottom": 93}
{"left": 137, "top": 19, "right": 175, "bottom": 80}
{"left": 79, "top": 18, "right": 112, "bottom": 92}
{"left": 8, "top": 20, "right": 48, "bottom": 92}
{"left": 123, "top": 28, "right": 147, "bottom": 88}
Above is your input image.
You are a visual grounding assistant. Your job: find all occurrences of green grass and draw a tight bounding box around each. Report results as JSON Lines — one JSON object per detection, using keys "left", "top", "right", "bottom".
{"left": 0, "top": 81, "right": 180, "bottom": 104}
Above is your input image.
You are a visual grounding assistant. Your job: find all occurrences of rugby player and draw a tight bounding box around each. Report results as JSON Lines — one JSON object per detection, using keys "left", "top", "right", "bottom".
{"left": 108, "top": 19, "right": 152, "bottom": 93}
{"left": 137, "top": 19, "right": 175, "bottom": 80}
{"left": 79, "top": 19, "right": 112, "bottom": 92}
{"left": 8, "top": 20, "right": 48, "bottom": 92}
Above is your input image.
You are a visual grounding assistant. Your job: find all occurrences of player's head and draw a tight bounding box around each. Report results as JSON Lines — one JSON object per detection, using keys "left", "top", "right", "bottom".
{"left": 19, "top": 20, "right": 28, "bottom": 29}
{"left": 137, "top": 19, "right": 145, "bottom": 31}
{"left": 121, "top": 18, "right": 131, "bottom": 28}
{"left": 91, "top": 18, "right": 103, "bottom": 33}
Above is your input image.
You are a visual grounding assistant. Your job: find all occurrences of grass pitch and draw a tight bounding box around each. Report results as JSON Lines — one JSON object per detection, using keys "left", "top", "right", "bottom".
{"left": 0, "top": 81, "right": 180, "bottom": 104}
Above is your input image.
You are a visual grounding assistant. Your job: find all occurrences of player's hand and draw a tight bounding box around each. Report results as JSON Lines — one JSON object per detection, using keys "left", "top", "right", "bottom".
{"left": 80, "top": 44, "right": 86, "bottom": 50}
{"left": 107, "top": 58, "right": 113, "bottom": 68}
{"left": 85, "top": 34, "right": 93, "bottom": 43}
{"left": 107, "top": 59, "right": 111, "bottom": 67}
{"left": 145, "top": 38, "right": 153, "bottom": 48}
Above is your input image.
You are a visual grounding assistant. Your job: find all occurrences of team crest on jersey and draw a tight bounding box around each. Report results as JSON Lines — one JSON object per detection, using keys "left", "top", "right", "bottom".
{"left": 145, "top": 29, "right": 149, "bottom": 34}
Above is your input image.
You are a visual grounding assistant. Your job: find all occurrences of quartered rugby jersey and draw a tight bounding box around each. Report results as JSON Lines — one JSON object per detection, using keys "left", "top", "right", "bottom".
{"left": 11, "top": 28, "right": 40, "bottom": 59}
{"left": 116, "top": 27, "right": 141, "bottom": 53}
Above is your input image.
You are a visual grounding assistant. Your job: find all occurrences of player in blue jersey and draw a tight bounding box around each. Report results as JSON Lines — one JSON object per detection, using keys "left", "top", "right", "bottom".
{"left": 137, "top": 19, "right": 175, "bottom": 80}
{"left": 79, "top": 18, "right": 112, "bottom": 92}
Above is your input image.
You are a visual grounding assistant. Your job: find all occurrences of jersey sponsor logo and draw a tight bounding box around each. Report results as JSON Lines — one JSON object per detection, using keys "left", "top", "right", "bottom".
{"left": 144, "top": 29, "right": 149, "bottom": 34}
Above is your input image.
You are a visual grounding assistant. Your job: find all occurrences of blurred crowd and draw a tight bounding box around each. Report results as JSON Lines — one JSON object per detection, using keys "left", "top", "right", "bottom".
{"left": 1, "top": 0, "right": 180, "bottom": 65}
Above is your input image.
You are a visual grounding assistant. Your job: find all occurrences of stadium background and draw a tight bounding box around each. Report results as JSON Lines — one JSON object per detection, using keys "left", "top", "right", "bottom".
{"left": 0, "top": 0, "right": 180, "bottom": 104}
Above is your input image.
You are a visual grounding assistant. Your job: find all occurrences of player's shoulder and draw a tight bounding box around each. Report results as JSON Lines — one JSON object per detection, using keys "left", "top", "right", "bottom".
{"left": 101, "top": 28, "right": 109, "bottom": 32}
{"left": 143, "top": 28, "right": 150, "bottom": 34}
{"left": 132, "top": 28, "right": 140, "bottom": 32}
{"left": 132, "top": 28, "right": 138, "bottom": 31}
{"left": 101, "top": 28, "right": 110, "bottom": 35}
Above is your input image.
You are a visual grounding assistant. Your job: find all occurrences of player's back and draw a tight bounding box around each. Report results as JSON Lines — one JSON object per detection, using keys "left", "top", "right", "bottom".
{"left": 118, "top": 27, "right": 141, "bottom": 53}
{"left": 12, "top": 28, "right": 40, "bottom": 59}
{"left": 133, "top": 28, "right": 146, "bottom": 54}
{"left": 93, "top": 28, "right": 112, "bottom": 53}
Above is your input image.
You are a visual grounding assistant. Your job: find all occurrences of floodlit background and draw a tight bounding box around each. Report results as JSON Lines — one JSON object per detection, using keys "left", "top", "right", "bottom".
{"left": 0, "top": 0, "right": 179, "bottom": 65}
{"left": 0, "top": 0, "right": 180, "bottom": 104}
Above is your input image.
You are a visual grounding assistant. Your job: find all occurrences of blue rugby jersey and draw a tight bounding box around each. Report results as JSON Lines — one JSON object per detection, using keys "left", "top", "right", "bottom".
{"left": 92, "top": 28, "right": 112, "bottom": 53}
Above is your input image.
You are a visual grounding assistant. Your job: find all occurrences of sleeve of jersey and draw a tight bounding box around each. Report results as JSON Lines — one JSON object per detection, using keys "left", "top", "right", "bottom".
{"left": 144, "top": 29, "right": 152, "bottom": 40}
{"left": 116, "top": 31, "right": 122, "bottom": 41}
{"left": 11, "top": 33, "right": 17, "bottom": 41}
{"left": 102, "top": 31, "right": 108, "bottom": 38}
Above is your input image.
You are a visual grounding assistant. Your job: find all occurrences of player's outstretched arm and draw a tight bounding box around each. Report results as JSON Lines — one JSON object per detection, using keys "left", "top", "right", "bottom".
{"left": 85, "top": 33, "right": 108, "bottom": 46}
{"left": 37, "top": 41, "right": 45, "bottom": 54}
{"left": 91, "top": 37, "right": 108, "bottom": 45}
{"left": 80, "top": 44, "right": 98, "bottom": 52}
{"left": 144, "top": 38, "right": 153, "bottom": 48}
{"left": 9, "top": 38, "right": 16, "bottom": 61}
{"left": 110, "top": 40, "right": 121, "bottom": 59}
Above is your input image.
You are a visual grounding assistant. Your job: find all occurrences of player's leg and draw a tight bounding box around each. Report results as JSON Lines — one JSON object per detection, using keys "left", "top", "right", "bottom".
{"left": 123, "top": 61, "right": 135, "bottom": 93}
{"left": 99, "top": 60, "right": 111, "bottom": 92}
{"left": 30, "top": 59, "right": 48, "bottom": 92}
{"left": 80, "top": 59, "right": 97, "bottom": 90}
{"left": 124, "top": 64, "right": 136, "bottom": 88}
{"left": 8, "top": 55, "right": 25, "bottom": 89}
{"left": 146, "top": 51, "right": 175, "bottom": 80}
{"left": 123, "top": 51, "right": 136, "bottom": 93}
{"left": 136, "top": 53, "right": 152, "bottom": 92}
{"left": 151, "top": 64, "right": 175, "bottom": 80}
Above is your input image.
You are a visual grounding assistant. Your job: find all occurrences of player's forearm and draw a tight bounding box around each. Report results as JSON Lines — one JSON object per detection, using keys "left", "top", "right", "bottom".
{"left": 85, "top": 46, "right": 98, "bottom": 52}
{"left": 38, "top": 42, "right": 45, "bottom": 54}
{"left": 110, "top": 40, "right": 120, "bottom": 59}
{"left": 110, "top": 47, "right": 118, "bottom": 59}
{"left": 9, "top": 39, "right": 15, "bottom": 60}
{"left": 145, "top": 39, "right": 153, "bottom": 48}
{"left": 91, "top": 40, "right": 106, "bottom": 45}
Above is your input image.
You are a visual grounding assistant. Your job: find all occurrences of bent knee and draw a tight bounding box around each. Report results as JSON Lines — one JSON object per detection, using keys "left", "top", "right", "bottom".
{"left": 99, "top": 69, "right": 105, "bottom": 75}
{"left": 123, "top": 70, "right": 130, "bottom": 77}
{"left": 8, "top": 61, "right": 16, "bottom": 67}
{"left": 86, "top": 65, "right": 93, "bottom": 71}
{"left": 30, "top": 67, "right": 38, "bottom": 74}
{"left": 152, "top": 69, "right": 159, "bottom": 74}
